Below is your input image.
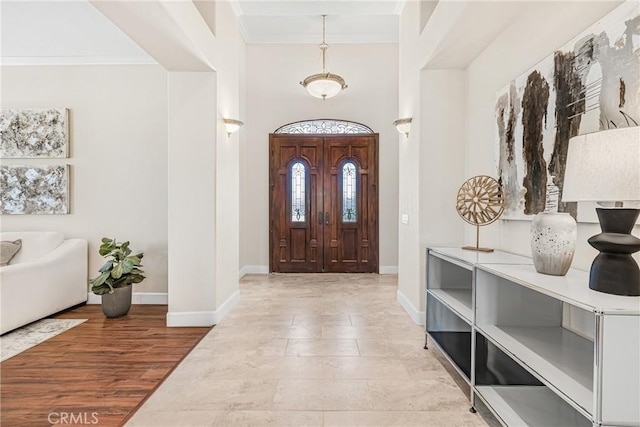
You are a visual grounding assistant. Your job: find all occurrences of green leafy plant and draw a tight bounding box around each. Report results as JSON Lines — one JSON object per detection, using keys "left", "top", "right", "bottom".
{"left": 90, "top": 238, "right": 145, "bottom": 295}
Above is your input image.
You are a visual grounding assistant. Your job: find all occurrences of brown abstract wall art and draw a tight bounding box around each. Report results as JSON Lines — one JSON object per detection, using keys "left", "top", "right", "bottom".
{"left": 496, "top": 2, "right": 639, "bottom": 221}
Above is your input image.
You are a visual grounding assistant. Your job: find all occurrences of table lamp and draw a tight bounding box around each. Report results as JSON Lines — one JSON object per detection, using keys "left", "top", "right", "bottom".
{"left": 562, "top": 126, "right": 640, "bottom": 296}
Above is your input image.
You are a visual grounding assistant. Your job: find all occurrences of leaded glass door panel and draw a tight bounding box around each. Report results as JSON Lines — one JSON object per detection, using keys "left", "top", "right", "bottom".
{"left": 269, "top": 135, "right": 324, "bottom": 273}
{"left": 269, "top": 133, "right": 378, "bottom": 273}
{"left": 323, "top": 135, "right": 378, "bottom": 273}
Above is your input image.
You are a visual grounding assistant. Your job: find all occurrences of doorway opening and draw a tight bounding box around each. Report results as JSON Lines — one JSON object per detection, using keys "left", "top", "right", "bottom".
{"left": 269, "top": 119, "right": 379, "bottom": 273}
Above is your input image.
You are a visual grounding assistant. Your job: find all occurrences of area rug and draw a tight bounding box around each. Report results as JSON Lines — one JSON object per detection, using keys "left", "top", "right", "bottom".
{"left": 1, "top": 318, "right": 87, "bottom": 362}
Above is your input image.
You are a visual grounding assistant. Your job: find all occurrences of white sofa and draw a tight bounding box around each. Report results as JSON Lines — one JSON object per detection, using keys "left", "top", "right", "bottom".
{"left": 1, "top": 231, "right": 88, "bottom": 335}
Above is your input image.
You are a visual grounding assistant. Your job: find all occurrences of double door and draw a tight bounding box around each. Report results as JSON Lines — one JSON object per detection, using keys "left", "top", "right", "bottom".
{"left": 269, "top": 134, "right": 378, "bottom": 273}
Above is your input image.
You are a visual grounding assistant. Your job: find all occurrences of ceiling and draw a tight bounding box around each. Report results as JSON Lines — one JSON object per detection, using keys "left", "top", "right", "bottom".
{"left": 231, "top": 0, "right": 404, "bottom": 44}
{"left": 0, "top": 0, "right": 405, "bottom": 64}
{"left": 3, "top": 0, "right": 522, "bottom": 70}
{"left": 0, "top": 0, "right": 154, "bottom": 64}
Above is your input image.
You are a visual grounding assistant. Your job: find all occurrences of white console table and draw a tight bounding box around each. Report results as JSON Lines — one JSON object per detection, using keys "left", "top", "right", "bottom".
{"left": 426, "top": 247, "right": 640, "bottom": 427}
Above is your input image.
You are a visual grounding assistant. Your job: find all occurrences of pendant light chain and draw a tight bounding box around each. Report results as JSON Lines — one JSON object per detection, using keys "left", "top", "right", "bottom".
{"left": 321, "top": 15, "right": 328, "bottom": 73}
{"left": 322, "top": 14, "right": 326, "bottom": 44}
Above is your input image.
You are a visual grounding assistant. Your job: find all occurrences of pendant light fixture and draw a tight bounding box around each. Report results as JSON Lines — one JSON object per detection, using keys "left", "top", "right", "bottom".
{"left": 300, "top": 15, "right": 348, "bottom": 100}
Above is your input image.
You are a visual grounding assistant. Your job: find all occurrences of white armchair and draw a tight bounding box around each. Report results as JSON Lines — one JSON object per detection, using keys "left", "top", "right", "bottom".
{"left": 0, "top": 232, "right": 88, "bottom": 334}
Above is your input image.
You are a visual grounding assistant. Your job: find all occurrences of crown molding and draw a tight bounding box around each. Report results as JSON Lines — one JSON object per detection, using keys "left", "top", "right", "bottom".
{"left": 394, "top": 0, "right": 407, "bottom": 15}
{"left": 0, "top": 56, "right": 158, "bottom": 66}
{"left": 229, "top": 0, "right": 243, "bottom": 17}
{"left": 236, "top": 16, "right": 251, "bottom": 43}
{"left": 243, "top": 32, "right": 398, "bottom": 44}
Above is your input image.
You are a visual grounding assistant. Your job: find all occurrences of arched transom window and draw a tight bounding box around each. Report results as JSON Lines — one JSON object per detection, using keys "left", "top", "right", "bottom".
{"left": 275, "top": 119, "right": 373, "bottom": 134}
{"left": 291, "top": 162, "right": 306, "bottom": 222}
{"left": 342, "top": 162, "right": 357, "bottom": 222}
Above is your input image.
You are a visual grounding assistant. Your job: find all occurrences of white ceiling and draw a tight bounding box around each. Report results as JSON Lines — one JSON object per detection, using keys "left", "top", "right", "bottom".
{"left": 0, "top": 1, "right": 154, "bottom": 64}
{"left": 1, "top": 0, "right": 520, "bottom": 70}
{"left": 0, "top": 0, "right": 403, "bottom": 64}
{"left": 0, "top": 0, "right": 154, "bottom": 64}
{"left": 232, "top": 0, "right": 404, "bottom": 44}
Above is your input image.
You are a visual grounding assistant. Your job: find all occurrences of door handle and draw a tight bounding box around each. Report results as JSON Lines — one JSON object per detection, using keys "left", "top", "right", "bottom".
{"left": 318, "top": 212, "right": 324, "bottom": 224}
{"left": 325, "top": 212, "right": 330, "bottom": 225}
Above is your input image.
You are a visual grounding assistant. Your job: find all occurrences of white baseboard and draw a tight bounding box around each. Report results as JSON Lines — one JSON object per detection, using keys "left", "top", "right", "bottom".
{"left": 213, "top": 290, "right": 240, "bottom": 323}
{"left": 397, "top": 289, "right": 425, "bottom": 325}
{"left": 87, "top": 293, "right": 100, "bottom": 304}
{"left": 166, "top": 310, "right": 216, "bottom": 327}
{"left": 87, "top": 292, "right": 168, "bottom": 305}
{"left": 166, "top": 290, "right": 240, "bottom": 327}
{"left": 239, "top": 265, "right": 269, "bottom": 277}
{"left": 240, "top": 265, "right": 397, "bottom": 276}
{"left": 379, "top": 266, "right": 398, "bottom": 274}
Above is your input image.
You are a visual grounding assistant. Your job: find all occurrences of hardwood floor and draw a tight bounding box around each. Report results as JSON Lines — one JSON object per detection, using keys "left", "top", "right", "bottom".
{"left": 1, "top": 304, "right": 210, "bottom": 427}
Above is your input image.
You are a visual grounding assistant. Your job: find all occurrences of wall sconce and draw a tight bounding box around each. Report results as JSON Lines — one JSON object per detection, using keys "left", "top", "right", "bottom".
{"left": 393, "top": 118, "right": 412, "bottom": 137}
{"left": 223, "top": 118, "right": 244, "bottom": 137}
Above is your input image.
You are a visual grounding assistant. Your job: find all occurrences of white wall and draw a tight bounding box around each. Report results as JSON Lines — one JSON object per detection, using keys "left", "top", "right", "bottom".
{"left": 418, "top": 69, "right": 466, "bottom": 309}
{"left": 397, "top": 0, "right": 423, "bottom": 322}
{"left": 239, "top": 56, "right": 249, "bottom": 271}
{"left": 242, "top": 43, "right": 399, "bottom": 273}
{"left": 212, "top": 0, "right": 245, "bottom": 308}
{"left": 92, "top": 0, "right": 246, "bottom": 324}
{"left": 0, "top": 65, "right": 168, "bottom": 294}
{"left": 397, "top": 2, "right": 467, "bottom": 323}
{"left": 464, "top": 1, "right": 633, "bottom": 269}
{"left": 2, "top": 1, "right": 246, "bottom": 326}
{"left": 167, "top": 71, "right": 218, "bottom": 325}
{"left": 397, "top": 0, "right": 635, "bottom": 324}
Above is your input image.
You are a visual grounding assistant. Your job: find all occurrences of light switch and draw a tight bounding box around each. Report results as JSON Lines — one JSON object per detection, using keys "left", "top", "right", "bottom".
{"left": 401, "top": 214, "right": 409, "bottom": 224}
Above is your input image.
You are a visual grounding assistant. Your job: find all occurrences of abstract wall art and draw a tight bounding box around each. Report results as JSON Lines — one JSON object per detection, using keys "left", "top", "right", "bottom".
{"left": 496, "top": 2, "right": 639, "bottom": 221}
{"left": 0, "top": 109, "right": 69, "bottom": 158}
{"left": 0, "top": 165, "right": 69, "bottom": 214}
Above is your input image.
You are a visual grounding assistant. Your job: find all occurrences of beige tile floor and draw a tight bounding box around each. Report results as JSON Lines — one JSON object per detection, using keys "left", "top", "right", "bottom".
{"left": 127, "top": 274, "right": 490, "bottom": 427}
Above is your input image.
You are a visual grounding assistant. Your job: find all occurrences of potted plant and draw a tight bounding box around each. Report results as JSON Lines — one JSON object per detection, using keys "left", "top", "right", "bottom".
{"left": 90, "top": 237, "right": 145, "bottom": 318}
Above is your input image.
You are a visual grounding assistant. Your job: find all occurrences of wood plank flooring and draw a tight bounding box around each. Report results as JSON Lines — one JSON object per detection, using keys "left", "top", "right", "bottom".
{"left": 1, "top": 304, "right": 210, "bottom": 427}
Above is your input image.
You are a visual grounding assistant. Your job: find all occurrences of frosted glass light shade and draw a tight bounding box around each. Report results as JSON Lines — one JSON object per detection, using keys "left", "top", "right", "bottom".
{"left": 300, "top": 73, "right": 347, "bottom": 100}
{"left": 393, "top": 118, "right": 412, "bottom": 136}
{"left": 223, "top": 118, "right": 243, "bottom": 137}
{"left": 562, "top": 127, "right": 640, "bottom": 202}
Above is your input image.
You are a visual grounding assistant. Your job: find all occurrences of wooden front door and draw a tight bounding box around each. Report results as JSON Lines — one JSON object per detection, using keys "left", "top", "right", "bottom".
{"left": 269, "top": 134, "right": 378, "bottom": 273}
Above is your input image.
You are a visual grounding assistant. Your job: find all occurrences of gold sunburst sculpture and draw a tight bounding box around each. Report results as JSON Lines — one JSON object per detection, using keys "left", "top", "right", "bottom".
{"left": 456, "top": 175, "right": 504, "bottom": 253}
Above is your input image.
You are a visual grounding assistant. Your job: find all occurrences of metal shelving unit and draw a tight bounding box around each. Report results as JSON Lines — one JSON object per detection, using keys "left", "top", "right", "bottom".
{"left": 425, "top": 247, "right": 640, "bottom": 427}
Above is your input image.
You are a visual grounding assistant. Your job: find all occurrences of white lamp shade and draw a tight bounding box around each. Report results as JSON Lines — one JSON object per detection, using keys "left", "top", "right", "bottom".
{"left": 562, "top": 127, "right": 640, "bottom": 202}
{"left": 301, "top": 73, "right": 347, "bottom": 99}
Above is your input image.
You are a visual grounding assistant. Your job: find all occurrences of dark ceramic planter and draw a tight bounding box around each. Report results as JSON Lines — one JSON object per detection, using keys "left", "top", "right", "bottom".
{"left": 101, "top": 285, "right": 132, "bottom": 318}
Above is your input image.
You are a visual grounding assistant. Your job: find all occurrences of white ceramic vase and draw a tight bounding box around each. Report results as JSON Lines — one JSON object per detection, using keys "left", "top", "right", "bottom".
{"left": 531, "top": 212, "right": 577, "bottom": 276}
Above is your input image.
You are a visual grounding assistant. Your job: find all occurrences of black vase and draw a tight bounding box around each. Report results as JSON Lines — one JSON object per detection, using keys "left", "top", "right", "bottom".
{"left": 587, "top": 208, "right": 640, "bottom": 296}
